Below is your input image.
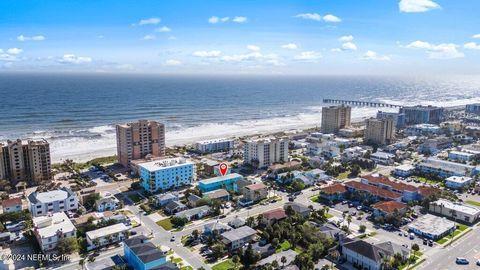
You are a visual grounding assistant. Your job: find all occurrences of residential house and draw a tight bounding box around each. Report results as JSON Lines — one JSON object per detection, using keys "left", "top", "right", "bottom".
{"left": 221, "top": 226, "right": 257, "bottom": 250}
{"left": 416, "top": 158, "right": 479, "bottom": 178}
{"left": 370, "top": 151, "right": 395, "bottom": 165}
{"left": 1, "top": 197, "right": 22, "bottom": 213}
{"left": 360, "top": 174, "right": 418, "bottom": 202}
{"left": 393, "top": 164, "right": 415, "bottom": 177}
{"left": 164, "top": 201, "right": 187, "bottom": 215}
{"left": 345, "top": 181, "right": 403, "bottom": 202}
{"left": 448, "top": 151, "right": 475, "bottom": 162}
{"left": 257, "top": 249, "right": 297, "bottom": 268}
{"left": 261, "top": 208, "right": 287, "bottom": 225}
{"left": 186, "top": 194, "right": 202, "bottom": 207}
{"left": 228, "top": 216, "right": 246, "bottom": 228}
{"left": 175, "top": 206, "right": 211, "bottom": 221}
{"left": 203, "top": 189, "right": 230, "bottom": 201}
{"left": 153, "top": 193, "right": 179, "bottom": 207}
{"left": 243, "top": 183, "right": 269, "bottom": 202}
{"left": 284, "top": 202, "right": 311, "bottom": 218}
{"left": 95, "top": 192, "right": 120, "bottom": 212}
{"left": 341, "top": 239, "right": 409, "bottom": 270}
{"left": 203, "top": 222, "right": 232, "bottom": 235}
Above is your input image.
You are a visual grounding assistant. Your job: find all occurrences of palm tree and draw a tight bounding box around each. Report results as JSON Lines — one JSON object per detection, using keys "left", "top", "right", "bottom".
{"left": 346, "top": 214, "right": 352, "bottom": 231}
{"left": 78, "top": 259, "right": 85, "bottom": 270}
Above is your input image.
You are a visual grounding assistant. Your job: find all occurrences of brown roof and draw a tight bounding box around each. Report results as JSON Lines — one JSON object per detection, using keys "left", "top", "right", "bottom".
{"left": 262, "top": 208, "right": 287, "bottom": 221}
{"left": 345, "top": 181, "right": 402, "bottom": 200}
{"left": 205, "top": 189, "right": 230, "bottom": 199}
{"left": 245, "top": 183, "right": 268, "bottom": 191}
{"left": 1, "top": 197, "right": 22, "bottom": 208}
{"left": 363, "top": 174, "right": 418, "bottom": 192}
{"left": 320, "top": 183, "right": 347, "bottom": 194}
{"left": 417, "top": 186, "right": 440, "bottom": 198}
{"left": 372, "top": 201, "right": 407, "bottom": 214}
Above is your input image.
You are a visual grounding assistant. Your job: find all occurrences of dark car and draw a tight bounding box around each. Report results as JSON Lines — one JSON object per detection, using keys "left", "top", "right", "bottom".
{"left": 428, "top": 240, "right": 433, "bottom": 246}
{"left": 423, "top": 239, "right": 427, "bottom": 245}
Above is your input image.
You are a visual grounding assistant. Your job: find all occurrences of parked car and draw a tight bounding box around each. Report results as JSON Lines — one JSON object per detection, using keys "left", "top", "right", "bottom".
{"left": 423, "top": 239, "right": 427, "bottom": 245}
{"left": 456, "top": 257, "right": 469, "bottom": 264}
{"left": 428, "top": 240, "right": 433, "bottom": 246}
{"left": 409, "top": 233, "right": 415, "bottom": 240}
{"left": 476, "top": 259, "right": 480, "bottom": 266}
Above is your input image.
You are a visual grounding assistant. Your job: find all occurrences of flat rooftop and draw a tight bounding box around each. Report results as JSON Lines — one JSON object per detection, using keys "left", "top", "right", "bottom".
{"left": 198, "top": 173, "right": 242, "bottom": 185}
{"left": 418, "top": 158, "right": 475, "bottom": 173}
{"left": 196, "top": 138, "right": 233, "bottom": 144}
{"left": 445, "top": 176, "right": 473, "bottom": 184}
{"left": 221, "top": 226, "right": 256, "bottom": 242}
{"left": 86, "top": 223, "right": 128, "bottom": 240}
{"left": 432, "top": 199, "right": 480, "bottom": 216}
{"left": 138, "top": 158, "right": 194, "bottom": 172}
{"left": 33, "top": 212, "right": 75, "bottom": 238}
{"left": 34, "top": 189, "right": 69, "bottom": 203}
{"left": 408, "top": 214, "right": 455, "bottom": 236}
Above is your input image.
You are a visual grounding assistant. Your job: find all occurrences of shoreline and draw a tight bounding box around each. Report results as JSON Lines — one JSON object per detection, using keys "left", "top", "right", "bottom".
{"left": 51, "top": 114, "right": 374, "bottom": 164}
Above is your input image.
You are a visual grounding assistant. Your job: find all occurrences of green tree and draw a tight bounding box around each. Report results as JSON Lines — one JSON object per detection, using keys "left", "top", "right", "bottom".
{"left": 232, "top": 255, "right": 240, "bottom": 270}
{"left": 57, "top": 237, "right": 79, "bottom": 254}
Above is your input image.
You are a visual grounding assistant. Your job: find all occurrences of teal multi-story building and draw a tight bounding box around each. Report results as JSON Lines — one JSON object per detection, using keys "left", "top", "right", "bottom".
{"left": 139, "top": 158, "right": 195, "bottom": 192}
{"left": 198, "top": 173, "right": 243, "bottom": 193}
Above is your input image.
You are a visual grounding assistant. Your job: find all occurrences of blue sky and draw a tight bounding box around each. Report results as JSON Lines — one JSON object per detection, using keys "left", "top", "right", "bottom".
{"left": 1, "top": 0, "right": 479, "bottom": 75}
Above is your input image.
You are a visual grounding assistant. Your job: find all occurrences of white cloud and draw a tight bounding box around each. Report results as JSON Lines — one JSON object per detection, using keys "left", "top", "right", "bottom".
{"left": 192, "top": 50, "right": 222, "bottom": 57}
{"left": 208, "top": 16, "right": 220, "bottom": 24}
{"left": 220, "top": 52, "right": 262, "bottom": 62}
{"left": 399, "top": 0, "right": 441, "bottom": 13}
{"left": 294, "top": 51, "right": 322, "bottom": 61}
{"left": 209, "top": 16, "right": 238, "bottom": 24}
{"left": 17, "top": 35, "right": 45, "bottom": 41}
{"left": 7, "top": 48, "right": 23, "bottom": 55}
{"left": 58, "top": 54, "right": 92, "bottom": 64}
{"left": 362, "top": 50, "right": 390, "bottom": 61}
{"left": 136, "top": 17, "right": 161, "bottom": 26}
{"left": 294, "top": 13, "right": 322, "bottom": 21}
{"left": 464, "top": 42, "right": 480, "bottom": 50}
{"left": 342, "top": 42, "right": 357, "bottom": 51}
{"left": 247, "top": 45, "right": 261, "bottom": 52}
{"left": 331, "top": 48, "right": 342, "bottom": 52}
{"left": 155, "top": 26, "right": 171, "bottom": 32}
{"left": 164, "top": 59, "right": 182, "bottom": 66}
{"left": 281, "top": 43, "right": 298, "bottom": 50}
{"left": 323, "top": 14, "right": 342, "bottom": 23}
{"left": 232, "top": 16, "right": 247, "bottom": 23}
{"left": 339, "top": 35, "right": 354, "bottom": 42}
{"left": 143, "top": 35, "right": 156, "bottom": 40}
{"left": 473, "top": 34, "right": 480, "bottom": 39}
{"left": 405, "top": 40, "right": 464, "bottom": 59}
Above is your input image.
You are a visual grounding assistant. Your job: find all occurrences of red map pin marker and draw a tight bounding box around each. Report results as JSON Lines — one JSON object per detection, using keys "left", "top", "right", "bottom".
{"left": 219, "top": 162, "right": 228, "bottom": 176}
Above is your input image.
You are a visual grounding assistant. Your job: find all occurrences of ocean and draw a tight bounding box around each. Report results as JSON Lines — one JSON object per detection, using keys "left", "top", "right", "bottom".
{"left": 1, "top": 73, "right": 480, "bottom": 163}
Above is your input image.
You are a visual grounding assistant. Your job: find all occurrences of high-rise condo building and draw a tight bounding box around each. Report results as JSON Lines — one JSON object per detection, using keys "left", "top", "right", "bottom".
{"left": 400, "top": 105, "right": 444, "bottom": 125}
{"left": 243, "top": 137, "right": 289, "bottom": 168}
{"left": 364, "top": 118, "right": 395, "bottom": 145}
{"left": 116, "top": 120, "right": 165, "bottom": 167}
{"left": 321, "top": 105, "right": 352, "bottom": 134}
{"left": 0, "top": 139, "right": 51, "bottom": 186}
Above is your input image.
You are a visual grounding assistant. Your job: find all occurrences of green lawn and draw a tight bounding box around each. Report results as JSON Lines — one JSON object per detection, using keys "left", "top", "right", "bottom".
{"left": 411, "top": 176, "right": 441, "bottom": 186}
{"left": 171, "top": 257, "right": 183, "bottom": 264}
{"left": 466, "top": 200, "right": 480, "bottom": 207}
{"left": 156, "top": 218, "right": 173, "bottom": 230}
{"left": 276, "top": 240, "right": 292, "bottom": 253}
{"left": 337, "top": 171, "right": 351, "bottom": 180}
{"left": 181, "top": 267, "right": 193, "bottom": 270}
{"left": 435, "top": 226, "right": 471, "bottom": 244}
{"left": 325, "top": 213, "right": 334, "bottom": 219}
{"left": 309, "top": 195, "right": 319, "bottom": 203}
{"left": 212, "top": 259, "right": 237, "bottom": 270}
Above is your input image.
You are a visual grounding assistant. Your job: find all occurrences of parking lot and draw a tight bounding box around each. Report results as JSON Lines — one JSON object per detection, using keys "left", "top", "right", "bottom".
{"left": 82, "top": 167, "right": 114, "bottom": 187}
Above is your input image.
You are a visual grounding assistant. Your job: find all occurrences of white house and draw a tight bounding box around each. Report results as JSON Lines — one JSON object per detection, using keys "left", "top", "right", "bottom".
{"left": 33, "top": 212, "right": 76, "bottom": 252}
{"left": 28, "top": 188, "right": 79, "bottom": 217}
{"left": 95, "top": 192, "right": 120, "bottom": 212}
{"left": 394, "top": 164, "right": 415, "bottom": 177}
{"left": 370, "top": 151, "right": 395, "bottom": 165}
{"left": 448, "top": 151, "right": 475, "bottom": 162}
{"left": 86, "top": 223, "right": 129, "bottom": 250}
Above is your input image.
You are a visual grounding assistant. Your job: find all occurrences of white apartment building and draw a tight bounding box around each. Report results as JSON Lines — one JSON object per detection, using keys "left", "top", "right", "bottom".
{"left": 444, "top": 176, "right": 474, "bottom": 190}
{"left": 243, "top": 137, "right": 289, "bottom": 168}
{"left": 33, "top": 212, "right": 76, "bottom": 252}
{"left": 86, "top": 223, "right": 129, "bottom": 250}
{"left": 28, "top": 188, "right": 78, "bottom": 217}
{"left": 195, "top": 138, "right": 234, "bottom": 153}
